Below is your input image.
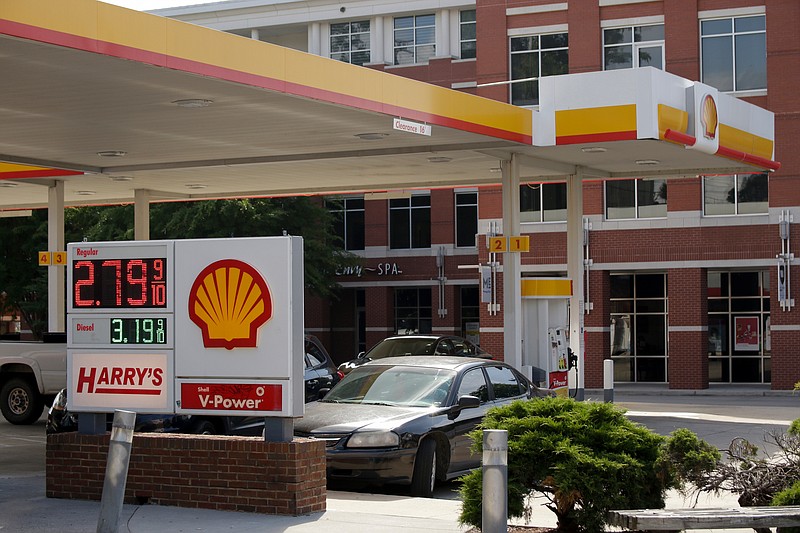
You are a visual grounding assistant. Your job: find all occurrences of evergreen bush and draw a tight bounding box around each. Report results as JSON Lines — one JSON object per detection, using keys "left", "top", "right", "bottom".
{"left": 458, "top": 396, "right": 718, "bottom": 533}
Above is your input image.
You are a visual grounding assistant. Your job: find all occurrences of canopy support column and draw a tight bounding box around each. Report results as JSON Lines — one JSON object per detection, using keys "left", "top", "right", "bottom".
{"left": 134, "top": 189, "right": 150, "bottom": 241}
{"left": 47, "top": 181, "right": 64, "bottom": 333}
{"left": 567, "top": 169, "right": 585, "bottom": 400}
{"left": 502, "top": 154, "right": 522, "bottom": 371}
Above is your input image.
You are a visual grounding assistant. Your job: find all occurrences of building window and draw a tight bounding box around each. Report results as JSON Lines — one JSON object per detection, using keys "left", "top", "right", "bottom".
{"left": 395, "top": 288, "right": 432, "bottom": 334}
{"left": 603, "top": 24, "right": 664, "bottom": 71}
{"left": 606, "top": 178, "right": 667, "bottom": 220}
{"left": 460, "top": 286, "right": 480, "bottom": 341}
{"left": 455, "top": 191, "right": 478, "bottom": 247}
{"left": 460, "top": 10, "right": 476, "bottom": 59}
{"left": 394, "top": 14, "right": 435, "bottom": 65}
{"left": 701, "top": 14, "right": 766, "bottom": 92}
{"left": 703, "top": 173, "right": 768, "bottom": 216}
{"left": 708, "top": 271, "right": 770, "bottom": 383}
{"left": 520, "top": 182, "right": 567, "bottom": 222}
{"left": 330, "top": 21, "right": 371, "bottom": 65}
{"left": 610, "top": 273, "right": 668, "bottom": 383}
{"left": 390, "top": 194, "right": 431, "bottom": 249}
{"left": 328, "top": 197, "right": 365, "bottom": 250}
{"left": 510, "top": 33, "right": 568, "bottom": 106}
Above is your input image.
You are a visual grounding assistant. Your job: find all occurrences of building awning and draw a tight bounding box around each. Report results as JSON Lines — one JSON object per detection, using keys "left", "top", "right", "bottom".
{"left": 0, "top": 0, "right": 779, "bottom": 210}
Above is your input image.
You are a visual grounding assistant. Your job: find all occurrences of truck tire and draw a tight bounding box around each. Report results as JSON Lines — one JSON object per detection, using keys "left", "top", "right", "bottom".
{"left": 0, "top": 377, "right": 45, "bottom": 425}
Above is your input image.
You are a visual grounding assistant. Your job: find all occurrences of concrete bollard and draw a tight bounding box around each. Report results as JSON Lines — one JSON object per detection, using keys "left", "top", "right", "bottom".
{"left": 482, "top": 429, "right": 508, "bottom": 533}
{"left": 97, "top": 410, "right": 136, "bottom": 533}
{"left": 604, "top": 358, "right": 614, "bottom": 403}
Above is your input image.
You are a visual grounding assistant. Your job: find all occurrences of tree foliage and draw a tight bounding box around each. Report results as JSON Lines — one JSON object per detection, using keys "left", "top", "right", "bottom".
{"left": 1, "top": 198, "right": 357, "bottom": 338}
{"left": 458, "top": 397, "right": 718, "bottom": 533}
{"left": 0, "top": 210, "right": 50, "bottom": 338}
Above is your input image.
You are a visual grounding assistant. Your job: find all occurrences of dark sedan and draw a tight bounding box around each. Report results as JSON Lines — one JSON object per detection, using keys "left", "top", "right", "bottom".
{"left": 337, "top": 334, "right": 491, "bottom": 375}
{"left": 295, "top": 356, "right": 550, "bottom": 497}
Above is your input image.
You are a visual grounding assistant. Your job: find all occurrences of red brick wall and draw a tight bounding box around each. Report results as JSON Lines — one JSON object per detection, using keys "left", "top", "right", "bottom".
{"left": 768, "top": 263, "right": 800, "bottom": 389}
{"left": 46, "top": 433, "right": 326, "bottom": 516}
{"left": 431, "top": 188, "right": 455, "bottom": 245}
{"left": 667, "top": 177, "right": 702, "bottom": 212}
{"left": 584, "top": 269, "right": 611, "bottom": 389}
{"left": 668, "top": 268, "right": 709, "bottom": 389}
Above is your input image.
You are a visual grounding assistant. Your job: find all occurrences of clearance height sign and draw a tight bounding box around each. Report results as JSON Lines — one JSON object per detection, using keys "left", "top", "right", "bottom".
{"left": 66, "top": 237, "right": 305, "bottom": 418}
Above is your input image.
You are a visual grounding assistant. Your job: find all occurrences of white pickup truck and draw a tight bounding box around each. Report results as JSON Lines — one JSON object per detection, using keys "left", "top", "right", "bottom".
{"left": 0, "top": 340, "right": 67, "bottom": 424}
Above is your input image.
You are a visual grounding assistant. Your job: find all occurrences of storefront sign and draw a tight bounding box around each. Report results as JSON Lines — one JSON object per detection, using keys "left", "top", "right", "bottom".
{"left": 336, "top": 262, "right": 403, "bottom": 277}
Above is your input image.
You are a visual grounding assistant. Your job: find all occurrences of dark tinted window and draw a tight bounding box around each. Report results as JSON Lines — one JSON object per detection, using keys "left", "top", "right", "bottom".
{"left": 457, "top": 368, "right": 489, "bottom": 403}
{"left": 486, "top": 366, "right": 525, "bottom": 399}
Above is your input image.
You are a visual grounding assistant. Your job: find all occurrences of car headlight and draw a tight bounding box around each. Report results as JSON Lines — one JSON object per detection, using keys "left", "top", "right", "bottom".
{"left": 346, "top": 431, "right": 400, "bottom": 448}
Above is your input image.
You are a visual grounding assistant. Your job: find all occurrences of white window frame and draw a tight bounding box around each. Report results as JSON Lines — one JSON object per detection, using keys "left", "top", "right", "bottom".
{"left": 602, "top": 23, "right": 664, "bottom": 71}
{"left": 329, "top": 20, "right": 371, "bottom": 66}
{"left": 393, "top": 14, "right": 436, "bottom": 65}
{"left": 699, "top": 13, "right": 766, "bottom": 94}
{"left": 459, "top": 9, "right": 476, "bottom": 60}
{"left": 520, "top": 182, "right": 567, "bottom": 223}
{"left": 509, "top": 31, "right": 569, "bottom": 107}
{"left": 389, "top": 192, "right": 431, "bottom": 249}
{"left": 702, "top": 174, "right": 769, "bottom": 217}
{"left": 605, "top": 178, "right": 667, "bottom": 220}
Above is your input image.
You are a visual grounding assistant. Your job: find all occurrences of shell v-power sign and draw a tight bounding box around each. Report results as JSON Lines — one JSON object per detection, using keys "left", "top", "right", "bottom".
{"left": 66, "top": 237, "right": 305, "bottom": 418}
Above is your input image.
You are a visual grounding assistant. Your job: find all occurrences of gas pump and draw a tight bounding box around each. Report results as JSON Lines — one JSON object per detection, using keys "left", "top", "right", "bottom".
{"left": 520, "top": 278, "right": 572, "bottom": 397}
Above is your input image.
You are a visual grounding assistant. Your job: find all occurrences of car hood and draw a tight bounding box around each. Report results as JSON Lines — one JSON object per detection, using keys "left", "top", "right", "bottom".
{"left": 295, "top": 401, "right": 440, "bottom": 434}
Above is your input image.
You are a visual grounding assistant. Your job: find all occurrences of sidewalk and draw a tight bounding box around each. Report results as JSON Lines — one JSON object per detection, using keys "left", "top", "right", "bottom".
{"left": 2, "top": 387, "right": 796, "bottom": 533}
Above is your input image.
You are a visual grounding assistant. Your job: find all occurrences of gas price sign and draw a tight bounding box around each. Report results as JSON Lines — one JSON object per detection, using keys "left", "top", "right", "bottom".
{"left": 68, "top": 243, "right": 173, "bottom": 313}
{"left": 111, "top": 317, "right": 167, "bottom": 344}
{"left": 72, "top": 258, "right": 167, "bottom": 308}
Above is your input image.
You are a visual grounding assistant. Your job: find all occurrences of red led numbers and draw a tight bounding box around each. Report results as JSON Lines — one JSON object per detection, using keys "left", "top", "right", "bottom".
{"left": 72, "top": 258, "right": 167, "bottom": 309}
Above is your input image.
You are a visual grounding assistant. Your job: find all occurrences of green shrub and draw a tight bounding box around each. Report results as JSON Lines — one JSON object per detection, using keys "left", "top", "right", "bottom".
{"left": 458, "top": 397, "right": 717, "bottom": 533}
{"left": 772, "top": 481, "right": 800, "bottom": 533}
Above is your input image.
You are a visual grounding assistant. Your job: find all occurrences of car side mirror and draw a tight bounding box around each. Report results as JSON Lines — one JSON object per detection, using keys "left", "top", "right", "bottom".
{"left": 448, "top": 394, "right": 480, "bottom": 419}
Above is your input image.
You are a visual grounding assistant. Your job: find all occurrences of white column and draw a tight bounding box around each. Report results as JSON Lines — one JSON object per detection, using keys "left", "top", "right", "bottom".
{"left": 567, "top": 169, "right": 585, "bottom": 400}
{"left": 373, "top": 16, "right": 385, "bottom": 64}
{"left": 47, "top": 181, "right": 65, "bottom": 333}
{"left": 134, "top": 189, "right": 150, "bottom": 241}
{"left": 501, "top": 155, "right": 522, "bottom": 370}
{"left": 437, "top": 9, "right": 451, "bottom": 58}
{"left": 309, "top": 22, "right": 321, "bottom": 56}
{"left": 250, "top": 28, "right": 260, "bottom": 41}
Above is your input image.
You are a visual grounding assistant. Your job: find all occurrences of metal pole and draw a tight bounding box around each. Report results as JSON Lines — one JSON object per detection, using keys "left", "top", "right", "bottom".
{"left": 604, "top": 359, "right": 614, "bottom": 403}
{"left": 97, "top": 410, "right": 136, "bottom": 533}
{"left": 482, "top": 429, "right": 508, "bottom": 533}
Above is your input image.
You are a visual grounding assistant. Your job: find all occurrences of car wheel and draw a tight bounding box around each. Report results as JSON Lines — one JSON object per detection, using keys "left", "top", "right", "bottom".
{"left": 0, "top": 377, "right": 44, "bottom": 425}
{"left": 410, "top": 438, "right": 437, "bottom": 498}
{"left": 190, "top": 419, "right": 217, "bottom": 435}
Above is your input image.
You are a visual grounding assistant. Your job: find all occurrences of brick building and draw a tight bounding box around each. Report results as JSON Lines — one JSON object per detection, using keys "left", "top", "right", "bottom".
{"left": 161, "top": 0, "right": 799, "bottom": 389}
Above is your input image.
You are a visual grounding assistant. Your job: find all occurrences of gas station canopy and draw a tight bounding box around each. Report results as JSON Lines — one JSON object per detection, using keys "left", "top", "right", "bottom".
{"left": 0, "top": 0, "right": 779, "bottom": 211}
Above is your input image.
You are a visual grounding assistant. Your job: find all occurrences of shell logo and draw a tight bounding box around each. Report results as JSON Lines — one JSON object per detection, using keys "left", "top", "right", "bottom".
{"left": 700, "top": 93, "right": 718, "bottom": 140}
{"left": 188, "top": 259, "right": 273, "bottom": 350}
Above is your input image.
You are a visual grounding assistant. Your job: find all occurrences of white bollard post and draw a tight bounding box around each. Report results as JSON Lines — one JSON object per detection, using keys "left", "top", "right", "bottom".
{"left": 604, "top": 358, "right": 614, "bottom": 403}
{"left": 482, "top": 429, "right": 508, "bottom": 533}
{"left": 97, "top": 410, "right": 136, "bottom": 533}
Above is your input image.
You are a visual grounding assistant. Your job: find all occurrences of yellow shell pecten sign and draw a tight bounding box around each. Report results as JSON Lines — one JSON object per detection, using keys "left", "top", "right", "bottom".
{"left": 188, "top": 259, "right": 273, "bottom": 350}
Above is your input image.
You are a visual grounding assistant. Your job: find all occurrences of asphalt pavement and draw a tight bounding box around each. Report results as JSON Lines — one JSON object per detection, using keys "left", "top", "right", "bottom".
{"left": 0, "top": 386, "right": 797, "bottom": 532}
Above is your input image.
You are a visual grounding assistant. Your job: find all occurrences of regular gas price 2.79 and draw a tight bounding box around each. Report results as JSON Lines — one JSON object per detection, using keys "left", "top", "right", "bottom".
{"left": 73, "top": 258, "right": 167, "bottom": 308}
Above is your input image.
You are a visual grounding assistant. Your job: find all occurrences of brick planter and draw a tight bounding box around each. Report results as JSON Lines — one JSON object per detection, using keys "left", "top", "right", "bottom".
{"left": 46, "top": 432, "right": 326, "bottom": 516}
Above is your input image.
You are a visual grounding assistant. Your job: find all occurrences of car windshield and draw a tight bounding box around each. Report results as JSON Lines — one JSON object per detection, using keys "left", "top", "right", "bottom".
{"left": 366, "top": 338, "right": 438, "bottom": 359}
{"left": 323, "top": 365, "right": 457, "bottom": 407}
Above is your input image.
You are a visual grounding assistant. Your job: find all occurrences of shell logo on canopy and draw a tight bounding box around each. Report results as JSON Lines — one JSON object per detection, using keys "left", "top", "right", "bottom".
{"left": 701, "top": 94, "right": 718, "bottom": 140}
{"left": 188, "top": 259, "right": 273, "bottom": 350}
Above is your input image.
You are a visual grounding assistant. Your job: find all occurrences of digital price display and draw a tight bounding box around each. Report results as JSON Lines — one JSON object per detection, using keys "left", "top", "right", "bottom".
{"left": 111, "top": 317, "right": 167, "bottom": 345}
{"left": 73, "top": 258, "right": 167, "bottom": 308}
